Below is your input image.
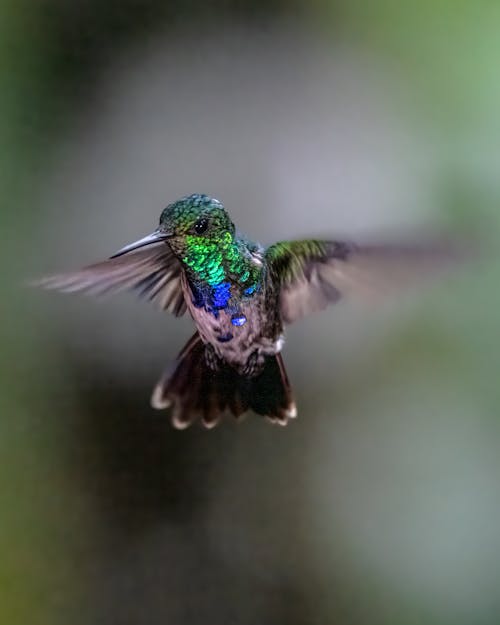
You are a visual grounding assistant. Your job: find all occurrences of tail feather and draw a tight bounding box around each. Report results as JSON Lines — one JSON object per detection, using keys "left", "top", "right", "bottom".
{"left": 151, "top": 332, "right": 296, "bottom": 429}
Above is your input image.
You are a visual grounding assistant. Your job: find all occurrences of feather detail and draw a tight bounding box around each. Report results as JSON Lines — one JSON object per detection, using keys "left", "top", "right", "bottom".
{"left": 266, "top": 238, "right": 465, "bottom": 324}
{"left": 152, "top": 333, "right": 296, "bottom": 428}
{"left": 34, "top": 245, "right": 186, "bottom": 316}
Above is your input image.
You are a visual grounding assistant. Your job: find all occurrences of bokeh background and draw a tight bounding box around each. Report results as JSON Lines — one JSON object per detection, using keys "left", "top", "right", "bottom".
{"left": 2, "top": 1, "right": 500, "bottom": 624}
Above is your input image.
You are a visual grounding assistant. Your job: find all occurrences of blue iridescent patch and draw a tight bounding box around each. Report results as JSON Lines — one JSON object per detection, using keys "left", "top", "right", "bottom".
{"left": 212, "top": 282, "right": 232, "bottom": 309}
{"left": 244, "top": 285, "right": 255, "bottom": 295}
{"left": 231, "top": 314, "right": 247, "bottom": 326}
{"left": 190, "top": 280, "right": 232, "bottom": 318}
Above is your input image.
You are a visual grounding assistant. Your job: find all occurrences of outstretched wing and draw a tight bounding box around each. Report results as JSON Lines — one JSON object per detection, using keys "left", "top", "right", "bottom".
{"left": 265, "top": 239, "right": 462, "bottom": 324}
{"left": 35, "top": 245, "right": 186, "bottom": 316}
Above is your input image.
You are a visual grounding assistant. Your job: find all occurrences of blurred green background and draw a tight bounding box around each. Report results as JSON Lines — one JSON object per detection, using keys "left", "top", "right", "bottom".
{"left": 1, "top": 1, "right": 500, "bottom": 624}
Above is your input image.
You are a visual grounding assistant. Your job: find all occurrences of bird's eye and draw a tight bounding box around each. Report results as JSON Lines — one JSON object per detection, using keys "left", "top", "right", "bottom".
{"left": 194, "top": 218, "right": 209, "bottom": 234}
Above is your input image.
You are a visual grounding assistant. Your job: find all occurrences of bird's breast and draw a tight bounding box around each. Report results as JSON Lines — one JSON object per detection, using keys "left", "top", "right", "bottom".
{"left": 182, "top": 274, "right": 282, "bottom": 372}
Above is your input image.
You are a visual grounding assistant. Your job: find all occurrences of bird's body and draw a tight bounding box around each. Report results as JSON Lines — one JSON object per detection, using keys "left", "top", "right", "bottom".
{"left": 182, "top": 268, "right": 283, "bottom": 376}
{"left": 178, "top": 226, "right": 282, "bottom": 376}
{"left": 37, "top": 193, "right": 461, "bottom": 428}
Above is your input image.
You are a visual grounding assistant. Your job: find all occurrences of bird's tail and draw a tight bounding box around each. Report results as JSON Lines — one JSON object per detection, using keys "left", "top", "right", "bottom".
{"left": 151, "top": 332, "right": 296, "bottom": 429}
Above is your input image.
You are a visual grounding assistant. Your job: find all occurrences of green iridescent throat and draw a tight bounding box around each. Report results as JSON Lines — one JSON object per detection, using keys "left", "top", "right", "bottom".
{"left": 182, "top": 231, "right": 259, "bottom": 289}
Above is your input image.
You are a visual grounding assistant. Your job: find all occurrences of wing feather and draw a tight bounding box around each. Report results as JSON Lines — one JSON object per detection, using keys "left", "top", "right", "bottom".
{"left": 35, "top": 245, "right": 186, "bottom": 316}
{"left": 265, "top": 239, "right": 463, "bottom": 324}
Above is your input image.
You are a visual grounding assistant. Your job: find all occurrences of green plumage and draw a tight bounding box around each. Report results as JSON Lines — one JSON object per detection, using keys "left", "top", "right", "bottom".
{"left": 182, "top": 231, "right": 260, "bottom": 289}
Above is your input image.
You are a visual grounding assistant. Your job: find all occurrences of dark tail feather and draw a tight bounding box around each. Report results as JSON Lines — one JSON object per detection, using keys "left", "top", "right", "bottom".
{"left": 151, "top": 332, "right": 296, "bottom": 429}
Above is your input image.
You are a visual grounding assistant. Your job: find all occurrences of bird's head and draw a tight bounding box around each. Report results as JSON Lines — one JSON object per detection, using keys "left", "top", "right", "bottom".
{"left": 111, "top": 194, "right": 235, "bottom": 259}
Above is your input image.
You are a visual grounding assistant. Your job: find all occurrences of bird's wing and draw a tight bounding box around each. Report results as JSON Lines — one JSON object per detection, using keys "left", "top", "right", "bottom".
{"left": 265, "top": 238, "right": 462, "bottom": 324}
{"left": 35, "top": 245, "right": 187, "bottom": 316}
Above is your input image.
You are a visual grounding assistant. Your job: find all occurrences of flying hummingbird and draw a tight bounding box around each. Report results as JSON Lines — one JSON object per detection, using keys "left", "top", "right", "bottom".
{"left": 37, "top": 193, "right": 461, "bottom": 429}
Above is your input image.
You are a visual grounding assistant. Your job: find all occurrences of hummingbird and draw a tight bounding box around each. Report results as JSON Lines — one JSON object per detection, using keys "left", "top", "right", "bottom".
{"left": 37, "top": 193, "right": 461, "bottom": 429}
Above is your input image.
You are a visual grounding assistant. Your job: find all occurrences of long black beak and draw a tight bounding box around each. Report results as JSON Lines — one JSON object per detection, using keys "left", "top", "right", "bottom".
{"left": 110, "top": 230, "right": 171, "bottom": 258}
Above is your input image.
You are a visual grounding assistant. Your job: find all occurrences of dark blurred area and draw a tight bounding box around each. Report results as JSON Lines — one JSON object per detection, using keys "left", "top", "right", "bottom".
{"left": 2, "top": 1, "right": 500, "bottom": 624}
